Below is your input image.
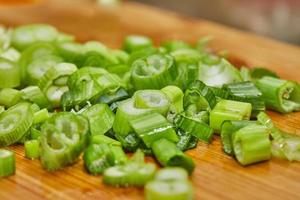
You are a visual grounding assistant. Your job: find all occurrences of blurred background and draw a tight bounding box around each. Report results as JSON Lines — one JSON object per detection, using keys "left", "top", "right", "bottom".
{"left": 0, "top": 0, "right": 300, "bottom": 45}
{"left": 133, "top": 0, "right": 300, "bottom": 45}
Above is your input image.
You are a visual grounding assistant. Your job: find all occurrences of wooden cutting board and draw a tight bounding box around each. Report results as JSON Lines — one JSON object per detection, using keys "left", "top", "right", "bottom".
{"left": 0, "top": 0, "right": 300, "bottom": 199}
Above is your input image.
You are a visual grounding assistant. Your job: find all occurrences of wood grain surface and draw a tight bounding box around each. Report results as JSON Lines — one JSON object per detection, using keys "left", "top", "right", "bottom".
{"left": 0, "top": 0, "right": 300, "bottom": 199}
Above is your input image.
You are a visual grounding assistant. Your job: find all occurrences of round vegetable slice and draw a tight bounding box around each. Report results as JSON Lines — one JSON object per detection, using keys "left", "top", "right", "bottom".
{"left": 0, "top": 102, "right": 34, "bottom": 147}
{"left": 0, "top": 149, "right": 15, "bottom": 178}
{"left": 0, "top": 57, "right": 20, "bottom": 88}
{"left": 145, "top": 180, "right": 193, "bottom": 200}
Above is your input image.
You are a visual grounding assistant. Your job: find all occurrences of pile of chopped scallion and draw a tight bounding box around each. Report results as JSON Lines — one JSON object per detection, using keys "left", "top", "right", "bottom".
{"left": 0, "top": 24, "right": 300, "bottom": 200}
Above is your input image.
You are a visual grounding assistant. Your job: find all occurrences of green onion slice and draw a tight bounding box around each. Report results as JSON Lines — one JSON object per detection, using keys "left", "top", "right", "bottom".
{"left": 232, "top": 124, "right": 271, "bottom": 166}
{"left": 131, "top": 54, "right": 177, "bottom": 90}
{"left": 83, "top": 143, "right": 114, "bottom": 175}
{"left": 0, "top": 102, "right": 34, "bottom": 147}
{"left": 0, "top": 88, "right": 22, "bottom": 108}
{"left": 174, "top": 113, "right": 213, "bottom": 143}
{"left": 130, "top": 112, "right": 179, "bottom": 148}
{"left": 220, "top": 120, "right": 257, "bottom": 155}
{"left": 24, "top": 139, "right": 40, "bottom": 160}
{"left": 11, "top": 24, "right": 58, "bottom": 50}
{"left": 152, "top": 138, "right": 195, "bottom": 174}
{"left": 255, "top": 76, "right": 300, "bottom": 113}
{"left": 184, "top": 80, "right": 217, "bottom": 112}
{"left": 145, "top": 180, "right": 193, "bottom": 200}
{"left": 134, "top": 90, "right": 170, "bottom": 116}
{"left": 21, "top": 86, "right": 49, "bottom": 109}
{"left": 82, "top": 103, "right": 115, "bottom": 135}
{"left": 210, "top": 99, "right": 252, "bottom": 133}
{"left": 0, "top": 57, "right": 20, "bottom": 88}
{"left": 40, "top": 112, "right": 89, "bottom": 171}
{"left": 198, "top": 58, "right": 242, "bottom": 87}
{"left": 0, "top": 149, "right": 15, "bottom": 178}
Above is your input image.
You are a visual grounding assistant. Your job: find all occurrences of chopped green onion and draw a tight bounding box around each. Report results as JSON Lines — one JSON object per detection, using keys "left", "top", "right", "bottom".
{"left": 152, "top": 138, "right": 195, "bottom": 174}
{"left": 271, "top": 133, "right": 300, "bottom": 161}
{"left": 103, "top": 150, "right": 156, "bottom": 187}
{"left": 24, "top": 55, "right": 64, "bottom": 86}
{"left": 123, "top": 35, "right": 153, "bottom": 53}
{"left": 240, "top": 67, "right": 251, "bottom": 81}
{"left": 0, "top": 88, "right": 22, "bottom": 108}
{"left": 255, "top": 76, "right": 300, "bottom": 113}
{"left": 145, "top": 180, "right": 193, "bottom": 200}
{"left": 11, "top": 24, "right": 58, "bottom": 50}
{"left": 115, "top": 132, "right": 142, "bottom": 152}
{"left": 83, "top": 144, "right": 114, "bottom": 175}
{"left": 90, "top": 134, "right": 121, "bottom": 146}
{"left": 210, "top": 100, "right": 252, "bottom": 133}
{"left": 131, "top": 54, "right": 177, "bottom": 90}
{"left": 257, "top": 112, "right": 299, "bottom": 161}
{"left": 176, "top": 129, "right": 198, "bottom": 151}
{"left": 161, "top": 85, "right": 184, "bottom": 113}
{"left": 223, "top": 81, "right": 265, "bottom": 116}
{"left": 24, "top": 139, "right": 40, "bottom": 160}
{"left": 40, "top": 112, "right": 89, "bottom": 171}
{"left": 220, "top": 120, "right": 257, "bottom": 155}
{"left": 154, "top": 167, "right": 188, "bottom": 182}
{"left": 162, "top": 40, "right": 192, "bottom": 52}
{"left": 113, "top": 98, "right": 154, "bottom": 136}
{"left": 0, "top": 57, "right": 20, "bottom": 88}
{"left": 232, "top": 124, "right": 271, "bottom": 165}
{"left": 0, "top": 102, "right": 34, "bottom": 147}
{"left": 250, "top": 67, "right": 279, "bottom": 80}
{"left": 0, "top": 149, "right": 15, "bottom": 178}
{"left": 130, "top": 112, "right": 179, "bottom": 148}
{"left": 33, "top": 108, "right": 50, "bottom": 125}
{"left": 39, "top": 62, "right": 77, "bottom": 92}
{"left": 96, "top": 88, "right": 129, "bottom": 105}
{"left": 21, "top": 86, "right": 49, "bottom": 109}
{"left": 82, "top": 104, "right": 115, "bottom": 136}
{"left": 134, "top": 90, "right": 170, "bottom": 116}
{"left": 0, "top": 48, "right": 20, "bottom": 62}
{"left": 198, "top": 58, "right": 242, "bottom": 87}
{"left": 110, "top": 145, "right": 127, "bottom": 165}
{"left": 174, "top": 113, "right": 214, "bottom": 143}
{"left": 30, "top": 127, "right": 41, "bottom": 140}
{"left": 45, "top": 85, "right": 69, "bottom": 108}
{"left": 184, "top": 80, "right": 217, "bottom": 112}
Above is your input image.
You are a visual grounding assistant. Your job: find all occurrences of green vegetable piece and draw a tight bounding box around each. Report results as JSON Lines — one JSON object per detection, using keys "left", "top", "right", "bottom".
{"left": 83, "top": 144, "right": 114, "bottom": 175}
{"left": 220, "top": 120, "right": 257, "bottom": 155}
{"left": 131, "top": 54, "right": 178, "bottom": 90}
{"left": 82, "top": 103, "right": 115, "bottom": 135}
{"left": 174, "top": 114, "right": 213, "bottom": 143}
{"left": 33, "top": 108, "right": 50, "bottom": 125}
{"left": 103, "top": 149, "right": 156, "bottom": 187}
{"left": 113, "top": 98, "right": 155, "bottom": 136}
{"left": 0, "top": 57, "right": 20, "bottom": 88}
{"left": 24, "top": 139, "right": 40, "bottom": 160}
{"left": 210, "top": 99, "right": 252, "bottom": 133}
{"left": 154, "top": 167, "right": 188, "bottom": 182}
{"left": 0, "top": 88, "right": 22, "bottom": 108}
{"left": 130, "top": 112, "right": 179, "bottom": 148}
{"left": 255, "top": 76, "right": 300, "bottom": 113}
{"left": 134, "top": 90, "right": 170, "bottom": 116}
{"left": 145, "top": 180, "right": 193, "bottom": 200}
{"left": 184, "top": 80, "right": 217, "bottom": 112}
{"left": 0, "top": 102, "right": 34, "bottom": 147}
{"left": 0, "top": 150, "right": 15, "bottom": 178}
{"left": 40, "top": 112, "right": 89, "bottom": 171}
{"left": 232, "top": 124, "right": 271, "bottom": 166}
{"left": 21, "top": 86, "right": 49, "bottom": 109}
{"left": 198, "top": 58, "right": 242, "bottom": 87}
{"left": 123, "top": 35, "right": 153, "bottom": 53}
{"left": 12, "top": 24, "right": 58, "bottom": 50}
{"left": 152, "top": 139, "right": 195, "bottom": 174}
{"left": 223, "top": 81, "right": 265, "bottom": 116}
